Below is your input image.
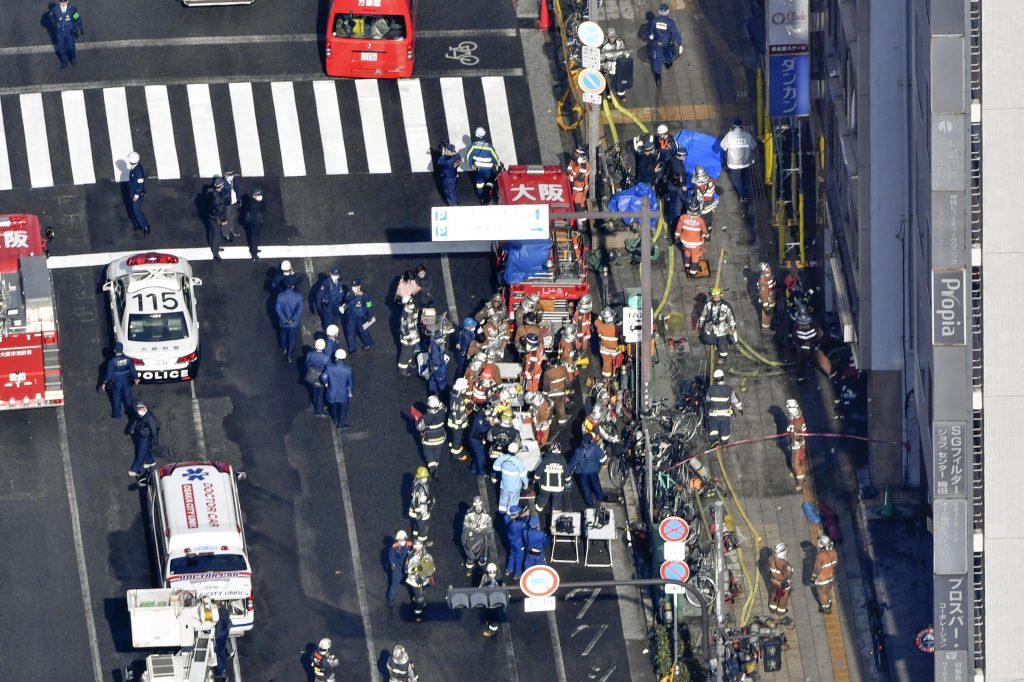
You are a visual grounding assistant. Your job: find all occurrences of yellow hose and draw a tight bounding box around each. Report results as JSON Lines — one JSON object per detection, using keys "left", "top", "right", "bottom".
{"left": 736, "top": 337, "right": 790, "bottom": 367}
{"left": 602, "top": 97, "right": 620, "bottom": 146}
{"left": 608, "top": 91, "right": 649, "bottom": 134}
{"left": 713, "top": 444, "right": 763, "bottom": 626}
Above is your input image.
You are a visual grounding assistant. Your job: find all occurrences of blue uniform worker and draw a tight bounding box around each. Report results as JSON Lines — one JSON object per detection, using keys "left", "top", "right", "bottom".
{"left": 321, "top": 350, "right": 354, "bottom": 429}
{"left": 426, "top": 332, "right": 449, "bottom": 394}
{"left": 493, "top": 448, "right": 529, "bottom": 513}
{"left": 523, "top": 516, "right": 549, "bottom": 569}
{"left": 468, "top": 411, "right": 491, "bottom": 476}
{"left": 342, "top": 280, "right": 375, "bottom": 352}
{"left": 126, "top": 152, "right": 150, "bottom": 234}
{"left": 305, "top": 339, "right": 331, "bottom": 416}
{"left": 569, "top": 434, "right": 608, "bottom": 507}
{"left": 103, "top": 342, "right": 139, "bottom": 419}
{"left": 125, "top": 403, "right": 158, "bottom": 483}
{"left": 274, "top": 277, "right": 303, "bottom": 363}
{"left": 324, "top": 324, "right": 341, "bottom": 361}
{"left": 50, "top": 1, "right": 83, "bottom": 68}
{"left": 664, "top": 179, "right": 686, "bottom": 230}
{"left": 646, "top": 4, "right": 682, "bottom": 86}
{"left": 466, "top": 128, "right": 502, "bottom": 205}
{"left": 504, "top": 506, "right": 527, "bottom": 578}
{"left": 454, "top": 318, "right": 478, "bottom": 377}
{"left": 213, "top": 606, "right": 231, "bottom": 678}
{"left": 436, "top": 142, "right": 461, "bottom": 206}
{"left": 386, "top": 531, "right": 414, "bottom": 607}
{"left": 271, "top": 260, "right": 296, "bottom": 293}
{"left": 315, "top": 267, "right": 346, "bottom": 330}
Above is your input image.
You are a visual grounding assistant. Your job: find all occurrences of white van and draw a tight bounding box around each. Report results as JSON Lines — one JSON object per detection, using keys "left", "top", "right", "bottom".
{"left": 147, "top": 461, "right": 254, "bottom": 634}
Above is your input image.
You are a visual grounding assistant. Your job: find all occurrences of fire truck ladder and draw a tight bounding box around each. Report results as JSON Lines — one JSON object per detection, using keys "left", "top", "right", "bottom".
{"left": 552, "top": 224, "right": 581, "bottom": 280}
{"left": 184, "top": 628, "right": 216, "bottom": 682}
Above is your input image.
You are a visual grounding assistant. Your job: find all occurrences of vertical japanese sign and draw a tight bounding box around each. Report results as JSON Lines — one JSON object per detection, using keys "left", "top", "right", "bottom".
{"left": 766, "top": 0, "right": 810, "bottom": 118}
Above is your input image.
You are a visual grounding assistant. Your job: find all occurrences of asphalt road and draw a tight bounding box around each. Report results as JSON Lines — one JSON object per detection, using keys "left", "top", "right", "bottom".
{"left": 0, "top": 2, "right": 638, "bottom": 680}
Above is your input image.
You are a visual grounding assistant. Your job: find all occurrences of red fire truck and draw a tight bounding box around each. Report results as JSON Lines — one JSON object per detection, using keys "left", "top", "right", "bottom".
{"left": 495, "top": 165, "right": 589, "bottom": 329}
{"left": 0, "top": 214, "right": 63, "bottom": 410}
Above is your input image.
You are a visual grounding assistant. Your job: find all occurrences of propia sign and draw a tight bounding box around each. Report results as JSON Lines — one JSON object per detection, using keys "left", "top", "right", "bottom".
{"left": 931, "top": 270, "right": 968, "bottom": 347}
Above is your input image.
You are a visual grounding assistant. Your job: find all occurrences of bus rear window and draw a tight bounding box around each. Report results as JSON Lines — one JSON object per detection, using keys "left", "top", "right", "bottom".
{"left": 170, "top": 553, "right": 247, "bottom": 574}
{"left": 332, "top": 14, "right": 407, "bottom": 40}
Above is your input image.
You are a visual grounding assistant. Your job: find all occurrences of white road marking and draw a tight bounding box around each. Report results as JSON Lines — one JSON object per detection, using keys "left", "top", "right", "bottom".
{"left": 439, "top": 77, "right": 471, "bottom": 154}
{"left": 0, "top": 101, "right": 11, "bottom": 190}
{"left": 20, "top": 93, "right": 54, "bottom": 188}
{"left": 60, "top": 90, "right": 96, "bottom": 185}
{"left": 186, "top": 83, "right": 222, "bottom": 179}
{"left": 102, "top": 87, "right": 134, "bottom": 182}
{"left": 548, "top": 611, "right": 569, "bottom": 682}
{"left": 47, "top": 240, "right": 492, "bottom": 270}
{"left": 481, "top": 77, "right": 518, "bottom": 165}
{"left": 270, "top": 81, "right": 306, "bottom": 177}
{"left": 144, "top": 85, "right": 181, "bottom": 180}
{"left": 56, "top": 408, "right": 104, "bottom": 682}
{"left": 312, "top": 81, "right": 348, "bottom": 175}
{"left": 189, "top": 381, "right": 208, "bottom": 457}
{"left": 398, "top": 79, "right": 432, "bottom": 173}
{"left": 228, "top": 82, "right": 265, "bottom": 178}
{"left": 354, "top": 80, "right": 390, "bottom": 174}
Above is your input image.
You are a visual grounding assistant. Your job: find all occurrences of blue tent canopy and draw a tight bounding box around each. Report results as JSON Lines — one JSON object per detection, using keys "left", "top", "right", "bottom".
{"left": 609, "top": 182, "right": 660, "bottom": 228}
{"left": 674, "top": 129, "right": 724, "bottom": 180}
{"left": 501, "top": 239, "right": 550, "bottom": 284}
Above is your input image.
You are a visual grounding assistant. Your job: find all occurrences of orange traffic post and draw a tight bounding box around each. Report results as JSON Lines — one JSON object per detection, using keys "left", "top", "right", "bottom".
{"left": 538, "top": 0, "right": 552, "bottom": 30}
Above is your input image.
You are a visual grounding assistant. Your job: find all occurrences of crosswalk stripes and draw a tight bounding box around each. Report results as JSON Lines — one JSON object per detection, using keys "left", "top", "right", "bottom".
{"left": 102, "top": 88, "right": 133, "bottom": 183}
{"left": 144, "top": 86, "right": 180, "bottom": 181}
{"left": 312, "top": 80, "right": 348, "bottom": 175}
{"left": 0, "top": 76, "right": 536, "bottom": 191}
{"left": 61, "top": 91, "right": 95, "bottom": 186}
{"left": 21, "top": 93, "right": 54, "bottom": 188}
{"left": 186, "top": 84, "right": 222, "bottom": 179}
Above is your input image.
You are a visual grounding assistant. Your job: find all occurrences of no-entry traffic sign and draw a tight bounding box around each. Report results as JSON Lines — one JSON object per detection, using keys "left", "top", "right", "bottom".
{"left": 520, "top": 565, "right": 560, "bottom": 598}
{"left": 659, "top": 516, "right": 691, "bottom": 543}
{"left": 661, "top": 559, "right": 691, "bottom": 594}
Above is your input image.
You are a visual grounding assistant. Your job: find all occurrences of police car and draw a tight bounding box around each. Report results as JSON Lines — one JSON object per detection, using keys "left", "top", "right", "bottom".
{"left": 102, "top": 252, "right": 202, "bottom": 382}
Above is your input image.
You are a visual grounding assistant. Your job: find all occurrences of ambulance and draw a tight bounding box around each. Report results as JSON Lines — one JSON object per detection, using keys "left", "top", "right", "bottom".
{"left": 147, "top": 461, "right": 254, "bottom": 635}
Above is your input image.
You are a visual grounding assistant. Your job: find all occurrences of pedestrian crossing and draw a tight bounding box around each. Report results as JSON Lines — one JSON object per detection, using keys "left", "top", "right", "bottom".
{"left": 0, "top": 76, "right": 530, "bottom": 191}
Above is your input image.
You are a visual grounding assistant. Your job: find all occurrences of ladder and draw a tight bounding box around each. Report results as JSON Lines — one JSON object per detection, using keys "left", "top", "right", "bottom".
{"left": 185, "top": 629, "right": 216, "bottom": 682}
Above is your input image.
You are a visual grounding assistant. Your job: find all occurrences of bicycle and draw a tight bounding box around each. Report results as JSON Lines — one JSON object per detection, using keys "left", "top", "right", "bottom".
{"left": 864, "top": 599, "right": 890, "bottom": 672}
{"left": 683, "top": 548, "right": 719, "bottom": 609}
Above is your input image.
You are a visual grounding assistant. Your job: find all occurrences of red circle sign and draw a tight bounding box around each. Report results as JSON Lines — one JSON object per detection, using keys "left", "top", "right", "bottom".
{"left": 659, "top": 516, "right": 690, "bottom": 543}
{"left": 660, "top": 560, "right": 691, "bottom": 583}
{"left": 520, "top": 565, "right": 560, "bottom": 598}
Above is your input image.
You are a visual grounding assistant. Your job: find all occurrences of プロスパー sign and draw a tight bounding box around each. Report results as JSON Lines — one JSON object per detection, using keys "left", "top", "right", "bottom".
{"left": 932, "top": 270, "right": 968, "bottom": 346}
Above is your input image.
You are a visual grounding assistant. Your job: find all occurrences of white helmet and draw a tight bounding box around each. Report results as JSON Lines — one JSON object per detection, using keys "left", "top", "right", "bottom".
{"left": 474, "top": 126, "right": 487, "bottom": 139}
{"left": 774, "top": 542, "right": 788, "bottom": 559}
{"left": 404, "top": 298, "right": 416, "bottom": 312}
{"left": 693, "top": 165, "right": 709, "bottom": 184}
{"left": 656, "top": 124, "right": 669, "bottom": 136}
{"left": 600, "top": 307, "right": 615, "bottom": 323}
{"left": 281, "top": 260, "right": 294, "bottom": 275}
{"left": 817, "top": 535, "right": 833, "bottom": 550}
{"left": 391, "top": 644, "right": 409, "bottom": 664}
{"left": 485, "top": 562, "right": 498, "bottom": 575}
{"left": 326, "top": 325, "right": 340, "bottom": 338}
{"left": 563, "top": 323, "right": 578, "bottom": 338}
{"left": 785, "top": 398, "right": 800, "bottom": 415}
{"left": 334, "top": 349, "right": 347, "bottom": 360}
{"left": 578, "top": 294, "right": 593, "bottom": 312}
{"left": 427, "top": 395, "right": 442, "bottom": 409}
{"left": 759, "top": 261, "right": 771, "bottom": 273}
{"left": 395, "top": 529, "right": 408, "bottom": 541}
{"left": 507, "top": 441, "right": 521, "bottom": 454}
{"left": 472, "top": 495, "right": 484, "bottom": 510}
{"left": 318, "top": 637, "right": 332, "bottom": 652}
{"left": 453, "top": 377, "right": 469, "bottom": 393}
{"left": 527, "top": 293, "right": 541, "bottom": 305}
{"left": 127, "top": 151, "right": 140, "bottom": 165}
{"left": 713, "top": 368, "right": 725, "bottom": 381}
{"left": 590, "top": 404, "right": 607, "bottom": 422}
{"left": 524, "top": 390, "right": 541, "bottom": 406}
{"left": 314, "top": 338, "right": 327, "bottom": 351}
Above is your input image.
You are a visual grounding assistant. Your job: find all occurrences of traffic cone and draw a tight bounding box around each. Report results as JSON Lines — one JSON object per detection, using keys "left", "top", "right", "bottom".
{"left": 880, "top": 486, "right": 894, "bottom": 518}
{"left": 538, "top": 0, "right": 552, "bottom": 31}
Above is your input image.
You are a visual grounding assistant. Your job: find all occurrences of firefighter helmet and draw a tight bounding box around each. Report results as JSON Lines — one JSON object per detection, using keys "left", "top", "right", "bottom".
{"left": 404, "top": 298, "right": 416, "bottom": 312}
{"left": 525, "top": 333, "right": 540, "bottom": 349}
{"left": 710, "top": 286, "right": 723, "bottom": 297}
{"left": 657, "top": 124, "right": 669, "bottom": 136}
{"left": 280, "top": 259, "right": 294, "bottom": 275}
{"left": 563, "top": 323, "right": 578, "bottom": 339}
{"left": 499, "top": 409, "right": 514, "bottom": 423}
{"left": 784, "top": 273, "right": 798, "bottom": 290}
{"left": 817, "top": 535, "right": 833, "bottom": 550}
{"left": 600, "top": 307, "right": 615, "bottom": 323}
{"left": 687, "top": 193, "right": 702, "bottom": 215}
{"left": 318, "top": 638, "right": 332, "bottom": 652}
{"left": 334, "top": 349, "right": 347, "bottom": 361}
{"left": 785, "top": 398, "right": 800, "bottom": 415}
{"left": 326, "top": 324, "right": 339, "bottom": 337}
{"left": 693, "top": 165, "right": 709, "bottom": 184}
{"left": 453, "top": 378, "right": 469, "bottom": 393}
{"left": 796, "top": 309, "right": 813, "bottom": 326}
{"left": 713, "top": 368, "right": 725, "bottom": 381}
{"left": 521, "top": 297, "right": 536, "bottom": 313}
{"left": 415, "top": 466, "right": 430, "bottom": 479}
{"left": 507, "top": 441, "right": 521, "bottom": 454}
{"left": 606, "top": 26, "right": 618, "bottom": 38}
{"left": 427, "top": 395, "right": 442, "bottom": 409}
{"left": 578, "top": 293, "right": 593, "bottom": 312}
{"left": 392, "top": 645, "right": 409, "bottom": 664}
{"left": 314, "top": 338, "right": 326, "bottom": 351}
{"left": 475, "top": 126, "right": 488, "bottom": 140}
{"left": 490, "top": 293, "right": 503, "bottom": 307}
{"left": 759, "top": 261, "right": 771, "bottom": 273}
{"left": 485, "top": 346, "right": 500, "bottom": 361}
{"left": 395, "top": 529, "right": 408, "bottom": 541}
{"left": 774, "top": 542, "right": 788, "bottom": 559}
{"left": 127, "top": 151, "right": 140, "bottom": 165}
{"left": 590, "top": 404, "right": 607, "bottom": 422}
{"left": 485, "top": 562, "right": 498, "bottom": 575}
{"left": 472, "top": 495, "right": 485, "bottom": 509}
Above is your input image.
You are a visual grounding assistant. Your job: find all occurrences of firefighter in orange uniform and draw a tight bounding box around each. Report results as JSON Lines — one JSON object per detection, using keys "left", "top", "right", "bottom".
{"left": 525, "top": 390, "right": 553, "bottom": 447}
{"left": 542, "top": 358, "right": 573, "bottom": 425}
{"left": 515, "top": 310, "right": 544, "bottom": 355}
{"left": 594, "top": 307, "right": 621, "bottom": 379}
{"left": 785, "top": 398, "right": 808, "bottom": 490}
{"left": 558, "top": 323, "right": 578, "bottom": 368}
{"left": 757, "top": 262, "right": 777, "bottom": 330}
{"left": 567, "top": 145, "right": 590, "bottom": 209}
{"left": 690, "top": 165, "right": 718, "bottom": 231}
{"left": 573, "top": 294, "right": 594, "bottom": 368}
{"left": 473, "top": 351, "right": 501, "bottom": 404}
{"left": 767, "top": 542, "right": 794, "bottom": 614}
{"left": 674, "top": 195, "right": 709, "bottom": 278}
{"left": 520, "top": 333, "right": 544, "bottom": 392}
{"left": 811, "top": 535, "right": 839, "bottom": 613}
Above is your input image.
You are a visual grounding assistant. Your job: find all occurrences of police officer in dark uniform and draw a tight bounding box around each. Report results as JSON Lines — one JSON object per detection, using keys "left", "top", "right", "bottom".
{"left": 220, "top": 170, "right": 243, "bottom": 238}
{"left": 321, "top": 349, "right": 354, "bottom": 429}
{"left": 467, "top": 409, "right": 492, "bottom": 476}
{"left": 126, "top": 152, "right": 150, "bottom": 234}
{"left": 646, "top": 3, "right": 682, "bottom": 86}
{"left": 315, "top": 266, "right": 346, "bottom": 331}
{"left": 242, "top": 188, "right": 265, "bottom": 261}
{"left": 504, "top": 504, "right": 527, "bottom": 578}
{"left": 633, "top": 137, "right": 660, "bottom": 186}
{"left": 305, "top": 338, "right": 330, "bottom": 416}
{"left": 126, "top": 403, "right": 159, "bottom": 485}
{"left": 49, "top": 0, "right": 83, "bottom": 68}
{"left": 454, "top": 317, "right": 478, "bottom": 377}
{"left": 102, "top": 341, "right": 139, "bottom": 419}
{"left": 386, "top": 530, "right": 414, "bottom": 607}
{"left": 342, "top": 279, "right": 375, "bottom": 352}
{"left": 523, "top": 516, "right": 549, "bottom": 569}
{"left": 205, "top": 177, "right": 228, "bottom": 260}
{"left": 274, "top": 275, "right": 303, "bottom": 363}
{"left": 436, "top": 142, "right": 461, "bottom": 206}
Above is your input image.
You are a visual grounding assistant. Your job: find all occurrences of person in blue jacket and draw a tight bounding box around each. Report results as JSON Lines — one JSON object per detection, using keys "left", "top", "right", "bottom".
{"left": 274, "top": 275, "right": 303, "bottom": 363}
{"left": 102, "top": 341, "right": 139, "bottom": 419}
{"left": 436, "top": 142, "right": 461, "bottom": 206}
{"left": 315, "top": 266, "right": 346, "bottom": 331}
{"left": 522, "top": 515, "right": 549, "bottom": 569}
{"left": 569, "top": 433, "right": 608, "bottom": 507}
{"left": 454, "top": 317, "right": 478, "bottom": 377}
{"left": 426, "top": 330, "right": 449, "bottom": 394}
{"left": 321, "top": 349, "right": 354, "bottom": 429}
{"left": 646, "top": 3, "right": 683, "bottom": 87}
{"left": 49, "top": 1, "right": 83, "bottom": 68}
{"left": 466, "top": 127, "right": 502, "bottom": 205}
{"left": 126, "top": 152, "right": 150, "bottom": 234}
{"left": 467, "top": 409, "right": 492, "bottom": 477}
{"left": 342, "top": 279, "right": 375, "bottom": 352}
{"left": 304, "top": 338, "right": 331, "bottom": 416}
{"left": 504, "top": 505, "right": 528, "bottom": 579}
{"left": 386, "top": 529, "right": 414, "bottom": 607}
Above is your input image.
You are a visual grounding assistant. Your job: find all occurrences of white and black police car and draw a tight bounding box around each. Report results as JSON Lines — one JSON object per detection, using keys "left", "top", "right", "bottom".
{"left": 102, "top": 252, "right": 202, "bottom": 382}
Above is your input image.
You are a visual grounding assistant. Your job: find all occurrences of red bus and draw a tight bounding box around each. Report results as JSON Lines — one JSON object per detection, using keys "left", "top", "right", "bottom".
{"left": 324, "top": 0, "right": 416, "bottom": 79}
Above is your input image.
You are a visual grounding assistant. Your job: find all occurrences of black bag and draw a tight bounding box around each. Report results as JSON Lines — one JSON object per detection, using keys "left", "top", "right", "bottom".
{"left": 305, "top": 364, "right": 324, "bottom": 387}
{"left": 762, "top": 637, "right": 784, "bottom": 672}
{"left": 614, "top": 55, "right": 634, "bottom": 92}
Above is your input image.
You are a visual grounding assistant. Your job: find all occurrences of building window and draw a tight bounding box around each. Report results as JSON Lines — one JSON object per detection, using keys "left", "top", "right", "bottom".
{"left": 846, "top": 56, "right": 857, "bottom": 132}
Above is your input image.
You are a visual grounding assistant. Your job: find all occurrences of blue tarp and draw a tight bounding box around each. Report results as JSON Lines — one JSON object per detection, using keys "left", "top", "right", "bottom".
{"left": 501, "top": 239, "right": 550, "bottom": 284}
{"left": 609, "top": 182, "right": 660, "bottom": 228}
{"left": 674, "top": 129, "right": 724, "bottom": 180}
